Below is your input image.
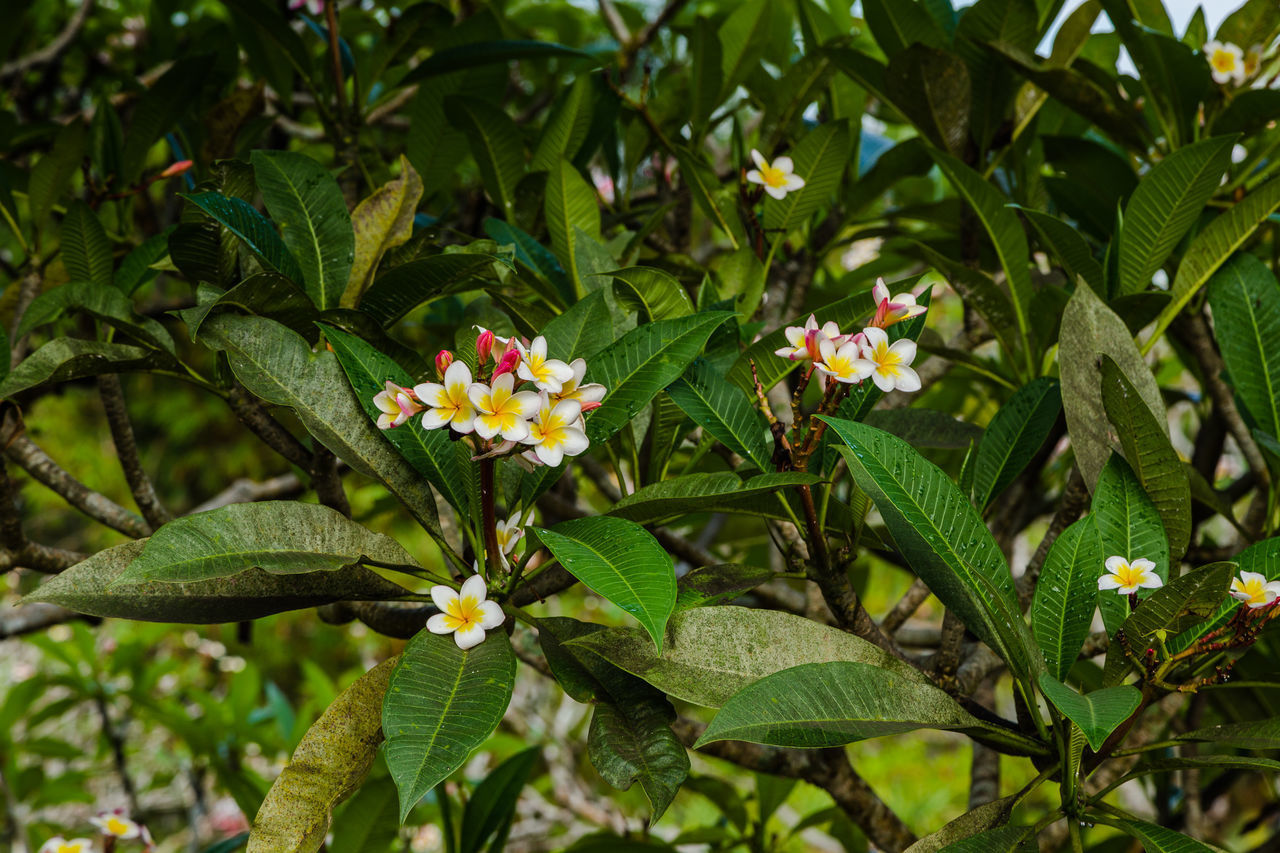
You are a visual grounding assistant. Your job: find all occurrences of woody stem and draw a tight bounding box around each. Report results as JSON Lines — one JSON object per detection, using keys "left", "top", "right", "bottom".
{"left": 479, "top": 457, "right": 502, "bottom": 579}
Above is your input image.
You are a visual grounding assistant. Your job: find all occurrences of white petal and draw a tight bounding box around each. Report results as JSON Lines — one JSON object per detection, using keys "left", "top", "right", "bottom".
{"left": 500, "top": 419, "right": 531, "bottom": 443}
{"left": 467, "top": 382, "right": 494, "bottom": 411}
{"left": 861, "top": 326, "right": 889, "bottom": 350}
{"left": 1130, "top": 558, "right": 1157, "bottom": 573}
{"left": 784, "top": 174, "right": 805, "bottom": 190}
{"left": 764, "top": 184, "right": 788, "bottom": 200}
{"left": 772, "top": 155, "right": 794, "bottom": 173}
{"left": 888, "top": 338, "right": 918, "bottom": 364}
{"left": 551, "top": 399, "right": 583, "bottom": 425}
{"left": 746, "top": 169, "right": 764, "bottom": 185}
{"left": 430, "top": 584, "right": 458, "bottom": 612}
{"left": 1104, "top": 555, "right": 1128, "bottom": 573}
{"left": 427, "top": 613, "right": 455, "bottom": 634}
{"left": 454, "top": 623, "right": 486, "bottom": 649}
{"left": 443, "top": 360, "right": 472, "bottom": 392}
{"left": 872, "top": 278, "right": 889, "bottom": 304}
{"left": 414, "top": 383, "right": 450, "bottom": 408}
{"left": 450, "top": 410, "right": 476, "bottom": 433}
{"left": 559, "top": 427, "right": 590, "bottom": 456}
{"left": 750, "top": 148, "right": 768, "bottom": 170}
{"left": 1097, "top": 575, "right": 1123, "bottom": 590}
{"left": 476, "top": 600, "right": 506, "bottom": 630}
{"left": 421, "top": 409, "right": 453, "bottom": 430}
{"left": 459, "top": 574, "right": 488, "bottom": 605}
{"left": 508, "top": 390, "right": 542, "bottom": 418}
{"left": 893, "top": 366, "right": 922, "bottom": 392}
{"left": 1239, "top": 570, "right": 1266, "bottom": 586}
{"left": 473, "top": 415, "right": 500, "bottom": 440}
{"left": 1138, "top": 573, "right": 1164, "bottom": 589}
{"left": 535, "top": 443, "right": 564, "bottom": 467}
{"left": 871, "top": 371, "right": 896, "bottom": 393}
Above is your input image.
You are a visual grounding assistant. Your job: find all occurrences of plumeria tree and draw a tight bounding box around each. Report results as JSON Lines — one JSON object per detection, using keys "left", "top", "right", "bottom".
{"left": 4, "top": 0, "right": 1280, "bottom": 851}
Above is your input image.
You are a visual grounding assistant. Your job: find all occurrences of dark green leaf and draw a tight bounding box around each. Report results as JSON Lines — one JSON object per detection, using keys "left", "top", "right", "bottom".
{"left": 0, "top": 339, "right": 172, "bottom": 399}
{"left": 1032, "top": 518, "right": 1104, "bottom": 682}
{"left": 459, "top": 748, "right": 539, "bottom": 853}
{"left": 588, "top": 700, "right": 689, "bottom": 824}
{"left": 1037, "top": 674, "right": 1140, "bottom": 751}
{"left": 971, "top": 378, "right": 1061, "bottom": 510}
{"left": 358, "top": 254, "right": 499, "bottom": 326}
{"left": 1206, "top": 253, "right": 1280, "bottom": 440}
{"left": 1092, "top": 454, "right": 1170, "bottom": 634}
{"left": 181, "top": 192, "right": 305, "bottom": 284}
{"left": 60, "top": 200, "right": 114, "bottom": 289}
{"left": 667, "top": 358, "right": 771, "bottom": 471}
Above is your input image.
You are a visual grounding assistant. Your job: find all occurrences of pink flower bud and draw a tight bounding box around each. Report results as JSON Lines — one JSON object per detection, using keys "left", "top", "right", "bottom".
{"left": 579, "top": 400, "right": 602, "bottom": 412}
{"left": 476, "top": 330, "right": 495, "bottom": 363}
{"left": 493, "top": 349, "right": 521, "bottom": 378}
{"left": 160, "top": 160, "right": 194, "bottom": 179}
{"left": 804, "top": 328, "right": 826, "bottom": 363}
{"left": 435, "top": 350, "right": 454, "bottom": 378}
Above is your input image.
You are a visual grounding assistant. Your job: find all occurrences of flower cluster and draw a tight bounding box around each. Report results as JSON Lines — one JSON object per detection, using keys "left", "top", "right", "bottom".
{"left": 774, "top": 278, "right": 926, "bottom": 393}
{"left": 1099, "top": 556, "right": 1280, "bottom": 612}
{"left": 41, "top": 812, "right": 149, "bottom": 853}
{"left": 372, "top": 329, "right": 606, "bottom": 469}
{"left": 1204, "top": 40, "right": 1270, "bottom": 87}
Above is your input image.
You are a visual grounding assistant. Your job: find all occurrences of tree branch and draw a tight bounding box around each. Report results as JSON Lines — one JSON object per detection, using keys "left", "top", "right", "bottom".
{"left": 98, "top": 374, "right": 171, "bottom": 531}
{"left": 0, "top": 0, "right": 94, "bottom": 79}
{"left": 226, "top": 385, "right": 313, "bottom": 470}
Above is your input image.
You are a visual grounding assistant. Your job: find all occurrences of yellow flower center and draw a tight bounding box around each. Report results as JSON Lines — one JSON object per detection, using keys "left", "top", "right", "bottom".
{"left": 105, "top": 818, "right": 132, "bottom": 836}
{"left": 823, "top": 353, "right": 858, "bottom": 377}
{"left": 1233, "top": 576, "right": 1268, "bottom": 605}
{"left": 871, "top": 343, "right": 904, "bottom": 376}
{"left": 1212, "top": 50, "right": 1237, "bottom": 72}
{"left": 759, "top": 163, "right": 788, "bottom": 188}
{"left": 1113, "top": 562, "right": 1146, "bottom": 588}
{"left": 443, "top": 595, "right": 480, "bottom": 630}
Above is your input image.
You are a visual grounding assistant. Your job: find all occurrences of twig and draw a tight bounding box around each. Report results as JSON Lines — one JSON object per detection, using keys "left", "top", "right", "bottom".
{"left": 0, "top": 0, "right": 94, "bottom": 79}
{"left": 188, "top": 473, "right": 305, "bottom": 514}
{"left": 0, "top": 601, "right": 94, "bottom": 638}
{"left": 309, "top": 444, "right": 350, "bottom": 518}
{"left": 94, "top": 693, "right": 141, "bottom": 816}
{"left": 882, "top": 578, "right": 932, "bottom": 635}
{"left": 225, "top": 386, "right": 312, "bottom": 470}
{"left": 598, "top": 0, "right": 631, "bottom": 47}
{"left": 1016, "top": 468, "right": 1088, "bottom": 608}
{"left": 623, "top": 0, "right": 691, "bottom": 68}
{"left": 98, "top": 375, "right": 171, "bottom": 531}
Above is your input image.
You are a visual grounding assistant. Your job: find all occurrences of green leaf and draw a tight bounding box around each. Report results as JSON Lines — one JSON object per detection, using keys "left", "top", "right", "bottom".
{"left": 568, "top": 606, "right": 929, "bottom": 709}
{"left": 762, "top": 120, "right": 851, "bottom": 233}
{"left": 1059, "top": 280, "right": 1168, "bottom": 489}
{"left": 588, "top": 700, "right": 689, "bottom": 824}
{"left": 1119, "top": 561, "right": 1234, "bottom": 649}
{"left": 382, "top": 629, "right": 516, "bottom": 822}
{"left": 322, "top": 324, "right": 474, "bottom": 518}
{"left": 251, "top": 150, "right": 355, "bottom": 310}
{"left": 718, "top": 0, "right": 772, "bottom": 98}
{"left": 694, "top": 661, "right": 984, "bottom": 748}
{"left": 1109, "top": 818, "right": 1216, "bottom": 853}
{"left": 181, "top": 192, "right": 306, "bottom": 284}
{"left": 459, "top": 748, "right": 539, "bottom": 853}
{"left": 1092, "top": 454, "right": 1170, "bottom": 634}
{"left": 1032, "top": 518, "right": 1103, "bottom": 682}
{"left": 1206, "top": 253, "right": 1280, "bottom": 440}
{"left": 609, "top": 266, "right": 695, "bottom": 322}
{"left": 884, "top": 45, "right": 972, "bottom": 158}
{"left": 607, "top": 472, "right": 819, "bottom": 526}
{"left": 18, "top": 281, "right": 176, "bottom": 355}
{"left": 485, "top": 218, "right": 574, "bottom": 305}
{"left": 535, "top": 517, "right": 676, "bottom": 654}
{"left": 0, "top": 339, "right": 171, "bottom": 399}
{"left": 1117, "top": 135, "right": 1235, "bottom": 297}
{"left": 861, "top": 409, "right": 985, "bottom": 450}
{"left": 1037, "top": 674, "right": 1139, "bottom": 751}
{"left": 1100, "top": 356, "right": 1191, "bottom": 562}
{"left": 863, "top": 0, "right": 946, "bottom": 56}
{"left": 248, "top": 659, "right": 397, "bottom": 853}
{"left": 445, "top": 97, "right": 524, "bottom": 220}
{"left": 583, "top": 312, "right": 732, "bottom": 444}
{"left": 342, "top": 156, "right": 425, "bottom": 308}
{"left": 113, "top": 501, "right": 416, "bottom": 585}
{"left": 120, "top": 55, "right": 211, "bottom": 182}
{"left": 199, "top": 313, "right": 441, "bottom": 535}
{"left": 674, "top": 149, "right": 742, "bottom": 250}
{"left": 906, "top": 800, "right": 1030, "bottom": 853}
{"left": 1180, "top": 715, "right": 1280, "bottom": 749}
{"left": 357, "top": 254, "right": 499, "bottom": 327}
{"left": 675, "top": 564, "right": 775, "bottom": 610}
{"left": 544, "top": 158, "right": 601, "bottom": 296}
{"left": 329, "top": 777, "right": 400, "bottom": 853}
{"left": 1150, "top": 177, "right": 1280, "bottom": 347}
{"left": 532, "top": 77, "right": 594, "bottom": 174}
{"left": 1019, "top": 207, "right": 1105, "bottom": 296}
{"left": 183, "top": 273, "right": 320, "bottom": 342}
{"left": 60, "top": 200, "right": 114, "bottom": 289}
{"left": 541, "top": 288, "right": 612, "bottom": 362}
{"left": 115, "top": 229, "right": 174, "bottom": 295}
{"left": 667, "top": 358, "right": 771, "bottom": 471}
{"left": 930, "top": 151, "right": 1032, "bottom": 372}
{"left": 823, "top": 417, "right": 1041, "bottom": 682}
{"left": 28, "top": 119, "right": 86, "bottom": 226}
{"left": 971, "top": 378, "right": 1062, "bottom": 510}
{"left": 400, "top": 40, "right": 600, "bottom": 86}
{"left": 24, "top": 539, "right": 409, "bottom": 623}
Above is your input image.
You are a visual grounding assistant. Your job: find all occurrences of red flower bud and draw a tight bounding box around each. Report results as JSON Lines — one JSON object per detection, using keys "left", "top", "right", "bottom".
{"left": 476, "top": 330, "right": 495, "bottom": 363}
{"left": 435, "top": 350, "right": 454, "bottom": 379}
{"left": 579, "top": 400, "right": 602, "bottom": 412}
{"left": 160, "top": 159, "right": 194, "bottom": 178}
{"left": 493, "top": 349, "right": 520, "bottom": 378}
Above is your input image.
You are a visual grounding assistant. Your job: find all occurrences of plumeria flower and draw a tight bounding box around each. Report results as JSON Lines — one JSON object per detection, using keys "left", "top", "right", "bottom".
{"left": 372, "top": 381, "right": 422, "bottom": 430}
{"left": 90, "top": 813, "right": 142, "bottom": 839}
{"left": 468, "top": 373, "right": 539, "bottom": 442}
{"left": 522, "top": 394, "right": 590, "bottom": 467}
{"left": 814, "top": 334, "right": 873, "bottom": 385}
{"left": 1098, "top": 556, "right": 1163, "bottom": 595}
{"left": 1230, "top": 571, "right": 1280, "bottom": 609}
{"left": 39, "top": 839, "right": 94, "bottom": 853}
{"left": 427, "top": 574, "right": 505, "bottom": 649}
{"left": 774, "top": 315, "right": 848, "bottom": 361}
{"left": 435, "top": 349, "right": 454, "bottom": 377}
{"left": 870, "top": 278, "right": 928, "bottom": 328}
{"left": 516, "top": 336, "right": 575, "bottom": 393}
{"left": 414, "top": 361, "right": 477, "bottom": 434}
{"left": 1205, "top": 40, "right": 1246, "bottom": 85}
{"left": 550, "top": 358, "right": 607, "bottom": 407}
{"left": 856, "top": 327, "right": 921, "bottom": 393}
{"left": 746, "top": 149, "right": 806, "bottom": 200}
{"left": 494, "top": 509, "right": 528, "bottom": 568}
{"left": 288, "top": 0, "right": 325, "bottom": 14}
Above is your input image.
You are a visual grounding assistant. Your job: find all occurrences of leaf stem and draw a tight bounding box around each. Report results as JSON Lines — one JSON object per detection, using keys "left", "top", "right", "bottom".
{"left": 479, "top": 457, "right": 501, "bottom": 579}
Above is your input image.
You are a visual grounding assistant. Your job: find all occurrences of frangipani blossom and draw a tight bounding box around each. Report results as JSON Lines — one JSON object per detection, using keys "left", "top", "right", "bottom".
{"left": 1098, "top": 556, "right": 1163, "bottom": 595}
{"left": 468, "top": 373, "right": 539, "bottom": 442}
{"left": 494, "top": 508, "right": 528, "bottom": 568}
{"left": 871, "top": 278, "right": 927, "bottom": 328}
{"left": 550, "top": 358, "right": 606, "bottom": 407}
{"left": 856, "top": 327, "right": 921, "bottom": 393}
{"left": 1205, "top": 40, "right": 1245, "bottom": 85}
{"left": 372, "top": 381, "right": 422, "bottom": 430}
{"left": 517, "top": 336, "right": 575, "bottom": 393}
{"left": 89, "top": 814, "right": 142, "bottom": 839}
{"left": 1230, "top": 570, "right": 1280, "bottom": 609}
{"left": 414, "top": 361, "right": 477, "bottom": 434}
{"left": 746, "top": 149, "right": 806, "bottom": 200}
{"left": 39, "top": 839, "right": 93, "bottom": 853}
{"left": 775, "top": 315, "right": 847, "bottom": 361}
{"left": 523, "top": 394, "right": 590, "bottom": 467}
{"left": 814, "top": 335, "right": 873, "bottom": 385}
{"left": 427, "top": 575, "right": 505, "bottom": 649}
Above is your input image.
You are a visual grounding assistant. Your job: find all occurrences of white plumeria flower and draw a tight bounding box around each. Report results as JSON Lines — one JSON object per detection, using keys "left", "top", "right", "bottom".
{"left": 372, "top": 381, "right": 422, "bottom": 430}
{"left": 1230, "top": 571, "right": 1280, "bottom": 609}
{"left": 746, "top": 148, "right": 806, "bottom": 200}
{"left": 814, "top": 334, "right": 873, "bottom": 384}
{"left": 39, "top": 839, "right": 94, "bottom": 853}
{"left": 468, "top": 372, "right": 539, "bottom": 442}
{"left": 494, "top": 508, "right": 528, "bottom": 568}
{"left": 871, "top": 277, "right": 928, "bottom": 328}
{"left": 1098, "top": 556, "right": 1163, "bottom": 595}
{"left": 1205, "top": 40, "right": 1245, "bottom": 85}
{"left": 855, "top": 327, "right": 921, "bottom": 393}
{"left": 522, "top": 394, "right": 590, "bottom": 467}
{"left": 516, "top": 336, "right": 575, "bottom": 393}
{"left": 414, "top": 361, "right": 477, "bottom": 434}
{"left": 550, "top": 358, "right": 607, "bottom": 406}
{"left": 774, "top": 315, "right": 847, "bottom": 361}
{"left": 427, "top": 575, "right": 505, "bottom": 649}
{"left": 89, "top": 814, "right": 142, "bottom": 839}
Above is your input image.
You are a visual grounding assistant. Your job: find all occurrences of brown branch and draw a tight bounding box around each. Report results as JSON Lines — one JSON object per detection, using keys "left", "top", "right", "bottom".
{"left": 316, "top": 600, "right": 431, "bottom": 639}
{"left": 1016, "top": 468, "right": 1088, "bottom": 609}
{"left": 309, "top": 444, "right": 350, "bottom": 517}
{"left": 188, "top": 473, "right": 305, "bottom": 514}
{"left": 598, "top": 0, "right": 632, "bottom": 49}
{"left": 627, "top": 0, "right": 689, "bottom": 59}
{"left": 933, "top": 610, "right": 966, "bottom": 688}
{"left": 8, "top": 270, "right": 41, "bottom": 364}
{"left": 98, "top": 374, "right": 171, "bottom": 531}
{"left": 882, "top": 578, "right": 932, "bottom": 635}
{"left": 0, "top": 601, "right": 94, "bottom": 638}
{"left": 226, "top": 385, "right": 313, "bottom": 470}
{"left": 0, "top": 0, "right": 94, "bottom": 79}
